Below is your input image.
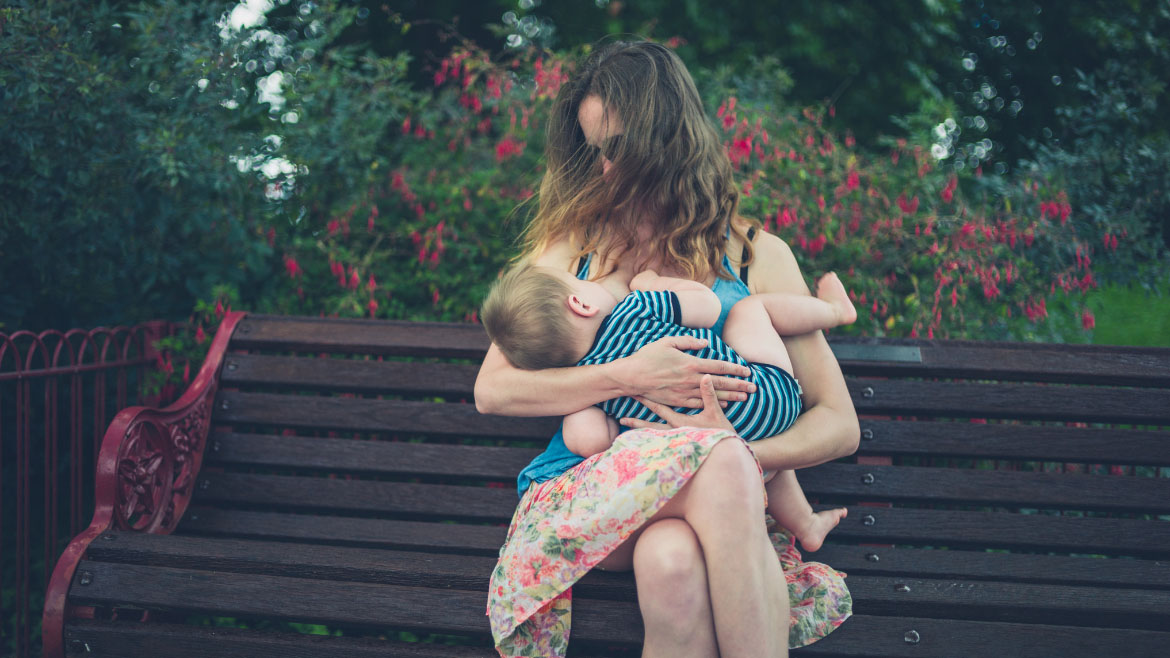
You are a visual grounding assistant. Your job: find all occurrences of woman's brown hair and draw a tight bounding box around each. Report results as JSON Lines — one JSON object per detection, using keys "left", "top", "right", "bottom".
{"left": 519, "top": 40, "right": 757, "bottom": 280}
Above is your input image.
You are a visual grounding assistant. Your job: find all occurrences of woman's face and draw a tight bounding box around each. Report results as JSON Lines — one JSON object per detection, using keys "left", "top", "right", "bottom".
{"left": 577, "top": 95, "right": 624, "bottom": 176}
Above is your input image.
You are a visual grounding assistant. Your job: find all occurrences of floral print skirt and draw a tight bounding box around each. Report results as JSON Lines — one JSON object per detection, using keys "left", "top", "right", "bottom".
{"left": 487, "top": 426, "right": 852, "bottom": 657}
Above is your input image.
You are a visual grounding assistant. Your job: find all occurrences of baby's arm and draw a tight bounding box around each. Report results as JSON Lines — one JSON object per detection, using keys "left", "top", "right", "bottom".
{"left": 563, "top": 406, "right": 621, "bottom": 457}
{"left": 630, "top": 270, "right": 721, "bottom": 328}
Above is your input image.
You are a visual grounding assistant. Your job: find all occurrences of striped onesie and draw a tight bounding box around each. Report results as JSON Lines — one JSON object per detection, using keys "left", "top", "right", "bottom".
{"left": 577, "top": 289, "right": 803, "bottom": 441}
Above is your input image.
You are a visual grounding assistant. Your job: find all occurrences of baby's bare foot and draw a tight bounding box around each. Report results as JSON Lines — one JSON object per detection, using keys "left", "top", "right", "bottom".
{"left": 816, "top": 273, "right": 857, "bottom": 326}
{"left": 796, "top": 507, "right": 848, "bottom": 553}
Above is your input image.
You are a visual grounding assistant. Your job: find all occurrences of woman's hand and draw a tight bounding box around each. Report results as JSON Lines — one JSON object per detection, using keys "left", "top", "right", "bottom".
{"left": 622, "top": 375, "right": 736, "bottom": 432}
{"left": 620, "top": 336, "right": 755, "bottom": 409}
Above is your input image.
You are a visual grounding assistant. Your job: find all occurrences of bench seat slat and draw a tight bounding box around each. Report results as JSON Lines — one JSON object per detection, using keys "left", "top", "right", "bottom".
{"left": 230, "top": 315, "right": 490, "bottom": 358}
{"left": 219, "top": 353, "right": 1170, "bottom": 426}
{"left": 802, "top": 462, "right": 1170, "bottom": 514}
{"left": 214, "top": 391, "right": 560, "bottom": 439}
{"left": 94, "top": 531, "right": 1170, "bottom": 597}
{"left": 178, "top": 509, "right": 1169, "bottom": 589}
{"left": 203, "top": 433, "right": 541, "bottom": 479}
{"left": 182, "top": 496, "right": 1168, "bottom": 558}
{"left": 855, "top": 419, "right": 1170, "bottom": 465}
{"left": 804, "top": 544, "right": 1170, "bottom": 590}
{"left": 848, "top": 378, "right": 1170, "bottom": 424}
{"left": 180, "top": 509, "right": 508, "bottom": 554}
{"left": 64, "top": 619, "right": 502, "bottom": 658}
{"left": 71, "top": 559, "right": 1170, "bottom": 639}
{"left": 231, "top": 316, "right": 1170, "bottom": 386}
{"left": 222, "top": 353, "right": 482, "bottom": 398}
{"left": 193, "top": 464, "right": 1170, "bottom": 521}
{"left": 71, "top": 561, "right": 641, "bottom": 642}
{"left": 62, "top": 616, "right": 1170, "bottom": 658}
{"left": 193, "top": 473, "right": 517, "bottom": 521}
{"left": 204, "top": 428, "right": 1169, "bottom": 482}
{"left": 827, "top": 505, "right": 1170, "bottom": 556}
{"left": 831, "top": 337, "right": 1170, "bottom": 386}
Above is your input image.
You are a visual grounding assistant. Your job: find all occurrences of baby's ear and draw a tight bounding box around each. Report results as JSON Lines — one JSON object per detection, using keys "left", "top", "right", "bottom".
{"left": 567, "top": 294, "right": 600, "bottom": 318}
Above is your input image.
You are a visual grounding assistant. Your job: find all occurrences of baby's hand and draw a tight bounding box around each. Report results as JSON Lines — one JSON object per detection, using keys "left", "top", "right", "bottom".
{"left": 630, "top": 270, "right": 659, "bottom": 291}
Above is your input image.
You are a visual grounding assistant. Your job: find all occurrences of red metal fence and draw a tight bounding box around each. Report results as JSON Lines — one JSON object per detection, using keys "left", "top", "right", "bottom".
{"left": 1, "top": 321, "right": 177, "bottom": 658}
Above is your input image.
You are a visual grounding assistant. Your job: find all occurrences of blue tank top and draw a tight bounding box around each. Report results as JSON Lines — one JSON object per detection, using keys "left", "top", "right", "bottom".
{"left": 515, "top": 251, "right": 752, "bottom": 496}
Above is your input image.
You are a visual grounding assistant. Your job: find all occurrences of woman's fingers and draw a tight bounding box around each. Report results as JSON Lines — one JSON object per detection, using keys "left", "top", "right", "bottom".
{"left": 619, "top": 417, "right": 666, "bottom": 429}
{"left": 630, "top": 376, "right": 736, "bottom": 432}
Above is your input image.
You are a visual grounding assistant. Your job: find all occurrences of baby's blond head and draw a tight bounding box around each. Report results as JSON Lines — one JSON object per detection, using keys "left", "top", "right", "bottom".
{"left": 481, "top": 265, "right": 581, "bottom": 370}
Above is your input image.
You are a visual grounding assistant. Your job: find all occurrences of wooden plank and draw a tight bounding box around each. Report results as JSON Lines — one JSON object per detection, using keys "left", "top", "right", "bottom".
{"left": 64, "top": 619, "right": 502, "bottom": 658}
{"left": 64, "top": 620, "right": 498, "bottom": 658}
{"left": 228, "top": 317, "right": 1170, "bottom": 386}
{"left": 213, "top": 391, "right": 560, "bottom": 439}
{"left": 191, "top": 473, "right": 519, "bottom": 521}
{"left": 847, "top": 377, "right": 1170, "bottom": 424}
{"left": 84, "top": 532, "right": 636, "bottom": 602}
{"left": 178, "top": 509, "right": 508, "bottom": 555}
{"left": 854, "top": 419, "right": 1170, "bottom": 465}
{"left": 63, "top": 615, "right": 1170, "bottom": 658}
{"left": 229, "top": 315, "right": 491, "bottom": 359}
{"left": 90, "top": 531, "right": 1170, "bottom": 603}
{"left": 69, "top": 561, "right": 643, "bottom": 642}
{"left": 210, "top": 420, "right": 1169, "bottom": 473}
{"left": 831, "top": 336, "right": 1170, "bottom": 386}
{"left": 801, "top": 463, "right": 1170, "bottom": 514}
{"left": 801, "top": 614, "right": 1170, "bottom": 657}
{"left": 229, "top": 317, "right": 1170, "bottom": 385}
{"left": 811, "top": 544, "right": 1170, "bottom": 590}
{"left": 202, "top": 433, "right": 542, "bottom": 479}
{"left": 185, "top": 477, "right": 1169, "bottom": 556}
{"left": 69, "top": 560, "right": 1170, "bottom": 644}
{"left": 220, "top": 353, "right": 480, "bottom": 397}
{"left": 827, "top": 505, "right": 1170, "bottom": 557}
{"left": 844, "top": 574, "right": 1170, "bottom": 630}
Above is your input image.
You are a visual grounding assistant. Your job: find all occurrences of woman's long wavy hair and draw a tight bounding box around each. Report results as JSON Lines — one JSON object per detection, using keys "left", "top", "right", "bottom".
{"left": 519, "top": 40, "right": 757, "bottom": 281}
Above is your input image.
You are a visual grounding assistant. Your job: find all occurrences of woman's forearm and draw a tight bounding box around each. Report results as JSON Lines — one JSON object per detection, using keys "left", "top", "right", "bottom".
{"left": 475, "top": 344, "right": 627, "bottom": 417}
{"left": 750, "top": 331, "right": 860, "bottom": 471}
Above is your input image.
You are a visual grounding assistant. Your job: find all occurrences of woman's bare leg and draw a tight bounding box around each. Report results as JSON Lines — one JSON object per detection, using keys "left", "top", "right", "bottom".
{"left": 632, "top": 520, "right": 718, "bottom": 658}
{"left": 652, "top": 438, "right": 789, "bottom": 657}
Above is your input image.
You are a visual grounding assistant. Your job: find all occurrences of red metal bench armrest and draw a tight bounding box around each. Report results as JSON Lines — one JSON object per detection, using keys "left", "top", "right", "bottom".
{"left": 42, "top": 311, "right": 246, "bottom": 658}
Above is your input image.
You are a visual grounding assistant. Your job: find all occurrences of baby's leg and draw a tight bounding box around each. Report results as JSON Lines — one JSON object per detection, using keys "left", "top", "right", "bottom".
{"left": 763, "top": 469, "right": 847, "bottom": 553}
{"left": 722, "top": 296, "right": 795, "bottom": 373}
{"left": 753, "top": 272, "right": 858, "bottom": 336}
{"left": 563, "top": 406, "right": 620, "bottom": 458}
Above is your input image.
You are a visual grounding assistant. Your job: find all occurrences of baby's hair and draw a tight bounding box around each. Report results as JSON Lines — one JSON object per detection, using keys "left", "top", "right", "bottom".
{"left": 481, "top": 265, "right": 581, "bottom": 370}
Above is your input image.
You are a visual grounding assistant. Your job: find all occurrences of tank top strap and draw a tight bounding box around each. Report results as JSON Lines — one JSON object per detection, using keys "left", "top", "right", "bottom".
{"left": 575, "top": 252, "right": 593, "bottom": 280}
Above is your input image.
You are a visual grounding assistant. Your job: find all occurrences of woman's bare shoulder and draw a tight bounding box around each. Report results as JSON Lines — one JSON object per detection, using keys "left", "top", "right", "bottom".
{"left": 529, "top": 237, "right": 578, "bottom": 271}
{"left": 744, "top": 229, "right": 810, "bottom": 295}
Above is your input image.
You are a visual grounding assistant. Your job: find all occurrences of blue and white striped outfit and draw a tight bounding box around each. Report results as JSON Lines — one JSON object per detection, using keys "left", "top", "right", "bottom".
{"left": 577, "top": 289, "right": 802, "bottom": 441}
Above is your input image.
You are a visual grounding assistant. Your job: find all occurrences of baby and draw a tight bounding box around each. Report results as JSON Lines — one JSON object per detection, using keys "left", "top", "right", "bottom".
{"left": 481, "top": 263, "right": 857, "bottom": 551}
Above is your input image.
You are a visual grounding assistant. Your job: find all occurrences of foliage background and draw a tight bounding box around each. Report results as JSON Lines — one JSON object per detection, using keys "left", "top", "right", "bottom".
{"left": 2, "top": 0, "right": 1168, "bottom": 347}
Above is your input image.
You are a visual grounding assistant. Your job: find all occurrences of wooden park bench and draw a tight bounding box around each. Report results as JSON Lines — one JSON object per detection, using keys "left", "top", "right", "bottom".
{"left": 44, "top": 312, "right": 1170, "bottom": 657}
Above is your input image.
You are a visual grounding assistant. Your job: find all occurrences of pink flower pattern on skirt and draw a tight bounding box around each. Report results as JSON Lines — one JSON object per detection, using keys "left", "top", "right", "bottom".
{"left": 487, "top": 426, "right": 852, "bottom": 657}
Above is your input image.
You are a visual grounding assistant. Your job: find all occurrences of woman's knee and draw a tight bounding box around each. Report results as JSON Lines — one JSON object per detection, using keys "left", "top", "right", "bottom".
{"left": 633, "top": 520, "right": 710, "bottom": 621}
{"left": 691, "top": 439, "right": 765, "bottom": 511}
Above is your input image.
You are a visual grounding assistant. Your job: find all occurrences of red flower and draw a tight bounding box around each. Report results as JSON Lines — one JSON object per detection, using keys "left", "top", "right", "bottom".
{"left": 845, "top": 170, "right": 860, "bottom": 191}
{"left": 495, "top": 136, "right": 525, "bottom": 162}
{"left": 194, "top": 325, "right": 206, "bottom": 344}
{"left": 1082, "top": 309, "right": 1095, "bottom": 330}
{"left": 284, "top": 255, "right": 302, "bottom": 279}
{"left": 897, "top": 194, "right": 919, "bottom": 215}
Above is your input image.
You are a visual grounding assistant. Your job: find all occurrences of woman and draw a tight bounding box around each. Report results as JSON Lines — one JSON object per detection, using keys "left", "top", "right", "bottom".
{"left": 478, "top": 40, "right": 859, "bottom": 658}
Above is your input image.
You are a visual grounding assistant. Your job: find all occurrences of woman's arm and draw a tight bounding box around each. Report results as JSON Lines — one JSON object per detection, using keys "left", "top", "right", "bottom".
{"left": 740, "top": 231, "right": 860, "bottom": 471}
{"left": 619, "top": 230, "right": 860, "bottom": 470}
{"left": 630, "top": 270, "right": 721, "bottom": 328}
{"left": 474, "top": 242, "right": 754, "bottom": 417}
